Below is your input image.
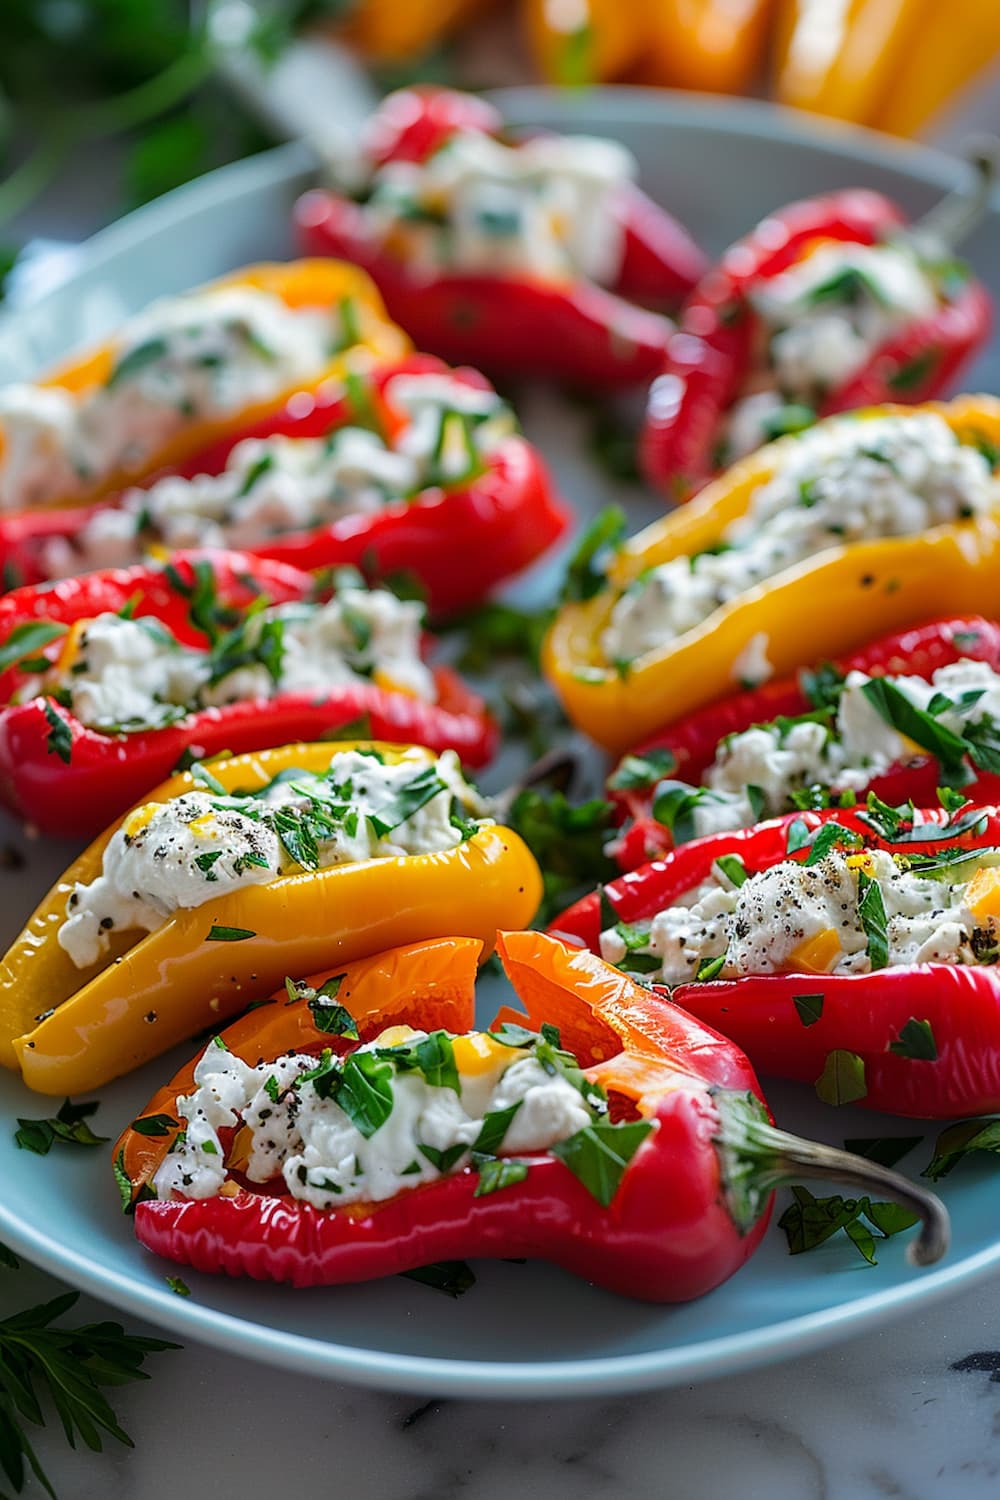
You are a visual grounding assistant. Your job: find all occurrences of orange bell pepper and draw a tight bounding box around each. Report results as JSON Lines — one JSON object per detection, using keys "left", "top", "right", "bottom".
{"left": 544, "top": 396, "right": 1000, "bottom": 753}
{"left": 332, "top": 0, "right": 490, "bottom": 61}
{"left": 0, "top": 741, "right": 541, "bottom": 1095}
{"left": 772, "top": 0, "right": 927, "bottom": 124}
{"left": 521, "top": 0, "right": 646, "bottom": 84}
{"left": 871, "top": 0, "right": 1000, "bottom": 136}
{"left": 1, "top": 260, "right": 408, "bottom": 513}
{"left": 642, "top": 0, "right": 773, "bottom": 95}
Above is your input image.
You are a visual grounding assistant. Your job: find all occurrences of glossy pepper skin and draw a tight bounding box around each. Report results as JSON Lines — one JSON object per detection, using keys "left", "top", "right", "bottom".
{"left": 610, "top": 615, "right": 1000, "bottom": 871}
{"left": 546, "top": 397, "right": 1000, "bottom": 755}
{"left": 0, "top": 549, "right": 498, "bottom": 838}
{"left": 552, "top": 804, "right": 1000, "bottom": 1119}
{"left": 0, "top": 354, "right": 568, "bottom": 618}
{"left": 0, "top": 260, "right": 409, "bottom": 515}
{"left": 0, "top": 741, "right": 542, "bottom": 1095}
{"left": 294, "top": 87, "right": 707, "bottom": 388}
{"left": 116, "top": 929, "right": 947, "bottom": 1297}
{"left": 640, "top": 191, "right": 992, "bottom": 499}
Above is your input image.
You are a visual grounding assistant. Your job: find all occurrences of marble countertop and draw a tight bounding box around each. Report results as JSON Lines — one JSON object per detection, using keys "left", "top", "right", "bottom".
{"left": 3, "top": 1256, "right": 997, "bottom": 1500}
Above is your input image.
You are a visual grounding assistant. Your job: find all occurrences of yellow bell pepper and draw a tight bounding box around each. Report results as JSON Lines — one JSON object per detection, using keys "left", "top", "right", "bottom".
{"left": 871, "top": 0, "right": 1000, "bottom": 136}
{"left": 643, "top": 0, "right": 773, "bottom": 95}
{"left": 544, "top": 396, "right": 1000, "bottom": 754}
{"left": 4, "top": 259, "right": 409, "bottom": 513}
{"left": 0, "top": 741, "right": 541, "bottom": 1096}
{"left": 772, "top": 0, "right": 927, "bottom": 124}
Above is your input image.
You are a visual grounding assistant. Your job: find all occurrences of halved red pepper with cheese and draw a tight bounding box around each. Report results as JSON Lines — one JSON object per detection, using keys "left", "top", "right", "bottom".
{"left": 0, "top": 354, "right": 568, "bottom": 617}
{"left": 609, "top": 615, "right": 1000, "bottom": 871}
{"left": 641, "top": 176, "right": 993, "bottom": 499}
{"left": 114, "top": 929, "right": 947, "bottom": 1299}
{"left": 0, "top": 260, "right": 408, "bottom": 516}
{"left": 552, "top": 804, "right": 1000, "bottom": 1117}
{"left": 295, "top": 86, "right": 707, "bottom": 388}
{"left": 0, "top": 549, "right": 498, "bottom": 837}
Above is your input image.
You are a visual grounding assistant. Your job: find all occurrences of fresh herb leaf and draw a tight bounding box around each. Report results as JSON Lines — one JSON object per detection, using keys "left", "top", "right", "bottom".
{"left": 801, "top": 662, "right": 846, "bottom": 712}
{"left": 560, "top": 506, "right": 627, "bottom": 605}
{"left": 857, "top": 871, "right": 889, "bottom": 969}
{"left": 793, "top": 993, "right": 824, "bottom": 1027}
{"left": 303, "top": 975, "right": 358, "bottom": 1037}
{"left": 507, "top": 789, "right": 615, "bottom": 924}
{"left": 888, "top": 1017, "right": 938, "bottom": 1061}
{"left": 418, "top": 1141, "right": 467, "bottom": 1173}
{"left": 400, "top": 1261, "right": 475, "bottom": 1297}
{"left": 473, "top": 1156, "right": 530, "bottom": 1197}
{"left": 42, "top": 700, "right": 72, "bottom": 764}
{"left": 15, "top": 1099, "right": 107, "bottom": 1156}
{"left": 165, "top": 1276, "right": 191, "bottom": 1297}
{"left": 366, "top": 766, "right": 446, "bottom": 838}
{"left": 888, "top": 348, "right": 940, "bottom": 393}
{"left": 651, "top": 780, "right": 725, "bottom": 846}
{"left": 922, "top": 1117, "right": 1000, "bottom": 1180}
{"left": 608, "top": 748, "right": 677, "bottom": 792}
{"left": 487, "top": 1022, "right": 539, "bottom": 1049}
{"left": 814, "top": 1049, "right": 867, "bottom": 1106}
{"left": 414, "top": 1032, "right": 460, "bottom": 1095}
{"left": 106, "top": 336, "right": 168, "bottom": 388}
{"left": 129, "top": 1114, "right": 179, "bottom": 1138}
{"left": 713, "top": 853, "right": 749, "bottom": 887}
{"left": 451, "top": 602, "right": 553, "bottom": 674}
{"left": 695, "top": 955, "right": 726, "bottom": 981}
{"left": 550, "top": 1120, "right": 654, "bottom": 1207}
{"left": 470, "top": 1102, "right": 522, "bottom": 1156}
{"left": 0, "top": 621, "right": 68, "bottom": 674}
{"left": 746, "top": 784, "right": 767, "bottom": 823}
{"left": 335, "top": 1052, "right": 394, "bottom": 1138}
{"left": 861, "top": 676, "right": 970, "bottom": 784}
{"left": 205, "top": 925, "right": 255, "bottom": 942}
{"left": 778, "top": 1184, "right": 918, "bottom": 1264}
{"left": 859, "top": 791, "right": 914, "bottom": 841}
{"left": 759, "top": 403, "right": 816, "bottom": 442}
{"left": 803, "top": 821, "right": 864, "bottom": 864}
{"left": 844, "top": 1136, "right": 922, "bottom": 1168}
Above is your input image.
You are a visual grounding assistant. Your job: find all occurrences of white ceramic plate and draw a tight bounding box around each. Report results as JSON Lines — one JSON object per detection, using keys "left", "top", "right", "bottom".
{"left": 1, "top": 90, "right": 999, "bottom": 1397}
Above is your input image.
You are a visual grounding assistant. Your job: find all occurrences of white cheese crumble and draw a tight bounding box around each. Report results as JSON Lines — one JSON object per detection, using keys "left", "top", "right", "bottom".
{"left": 152, "top": 1026, "right": 595, "bottom": 1208}
{"left": 58, "top": 747, "right": 482, "bottom": 968}
{"left": 361, "top": 129, "right": 635, "bottom": 285}
{"left": 600, "top": 846, "right": 994, "bottom": 984}
{"left": 667, "top": 655, "right": 1000, "bottom": 842}
{"left": 602, "top": 413, "right": 996, "bottom": 666}
{"left": 0, "top": 286, "right": 339, "bottom": 513}
{"left": 39, "top": 372, "right": 514, "bottom": 579}
{"left": 27, "top": 587, "right": 434, "bottom": 732}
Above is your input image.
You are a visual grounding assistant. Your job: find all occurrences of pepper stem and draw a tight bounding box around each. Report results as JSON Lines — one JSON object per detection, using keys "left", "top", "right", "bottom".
{"left": 910, "top": 140, "right": 998, "bottom": 254}
{"left": 713, "top": 1090, "right": 950, "bottom": 1266}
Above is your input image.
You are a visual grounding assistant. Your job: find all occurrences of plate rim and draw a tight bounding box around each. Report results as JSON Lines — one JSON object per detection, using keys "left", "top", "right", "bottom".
{"left": 2, "top": 85, "right": 999, "bottom": 1396}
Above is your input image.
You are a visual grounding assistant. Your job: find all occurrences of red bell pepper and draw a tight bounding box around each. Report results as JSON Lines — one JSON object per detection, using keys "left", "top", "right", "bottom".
{"left": 552, "top": 804, "right": 1000, "bottom": 1118}
{"left": 0, "top": 355, "right": 568, "bottom": 618}
{"left": 610, "top": 615, "right": 1000, "bottom": 871}
{"left": 641, "top": 181, "right": 993, "bottom": 499}
{"left": 0, "top": 549, "right": 497, "bottom": 837}
{"left": 294, "top": 86, "right": 707, "bottom": 388}
{"left": 115, "top": 930, "right": 947, "bottom": 1298}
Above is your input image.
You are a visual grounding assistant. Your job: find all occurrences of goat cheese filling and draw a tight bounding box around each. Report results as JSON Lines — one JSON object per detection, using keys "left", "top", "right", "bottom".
{"left": 650, "top": 655, "right": 1000, "bottom": 843}
{"left": 0, "top": 285, "right": 348, "bottom": 512}
{"left": 58, "top": 747, "right": 482, "bottom": 968}
{"left": 22, "top": 585, "right": 434, "bottom": 733}
{"left": 602, "top": 413, "right": 996, "bottom": 668}
{"left": 352, "top": 128, "right": 635, "bottom": 285}
{"left": 151, "top": 1020, "right": 606, "bottom": 1209}
{"left": 601, "top": 843, "right": 1000, "bottom": 985}
{"left": 720, "top": 239, "right": 944, "bottom": 463}
{"left": 39, "top": 372, "right": 514, "bottom": 579}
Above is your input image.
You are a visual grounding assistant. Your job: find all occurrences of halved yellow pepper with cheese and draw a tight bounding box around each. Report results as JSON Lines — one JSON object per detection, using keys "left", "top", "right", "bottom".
{"left": 2, "top": 259, "right": 409, "bottom": 513}
{"left": 0, "top": 741, "right": 541, "bottom": 1096}
{"left": 544, "top": 396, "right": 1000, "bottom": 754}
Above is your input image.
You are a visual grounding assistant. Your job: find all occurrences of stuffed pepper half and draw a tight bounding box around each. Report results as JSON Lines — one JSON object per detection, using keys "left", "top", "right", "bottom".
{"left": 0, "top": 741, "right": 541, "bottom": 1095}
{"left": 0, "top": 354, "right": 567, "bottom": 616}
{"left": 641, "top": 173, "right": 993, "bottom": 497}
{"left": 0, "top": 549, "right": 498, "bottom": 836}
{"left": 608, "top": 615, "right": 1000, "bottom": 870}
{"left": 554, "top": 803, "right": 1000, "bottom": 1118}
{"left": 295, "top": 86, "right": 707, "bottom": 387}
{"left": 0, "top": 260, "right": 407, "bottom": 517}
{"left": 114, "top": 929, "right": 947, "bottom": 1298}
{"left": 546, "top": 397, "right": 1000, "bottom": 753}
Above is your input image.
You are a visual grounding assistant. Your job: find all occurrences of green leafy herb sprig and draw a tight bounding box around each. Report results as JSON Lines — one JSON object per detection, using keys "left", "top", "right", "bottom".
{"left": 0, "top": 1250, "right": 177, "bottom": 1498}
